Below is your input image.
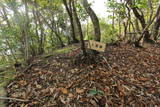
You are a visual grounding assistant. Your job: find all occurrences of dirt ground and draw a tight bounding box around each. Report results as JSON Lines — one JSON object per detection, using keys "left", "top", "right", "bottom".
{"left": 4, "top": 43, "right": 160, "bottom": 107}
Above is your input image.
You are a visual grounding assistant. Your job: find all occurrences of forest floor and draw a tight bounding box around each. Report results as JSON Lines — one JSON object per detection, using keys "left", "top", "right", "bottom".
{"left": 3, "top": 42, "right": 160, "bottom": 107}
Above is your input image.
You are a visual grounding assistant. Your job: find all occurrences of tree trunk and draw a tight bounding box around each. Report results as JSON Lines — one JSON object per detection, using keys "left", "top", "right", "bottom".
{"left": 32, "top": 8, "right": 40, "bottom": 55}
{"left": 36, "top": 10, "right": 65, "bottom": 48}
{"left": 24, "top": 0, "right": 30, "bottom": 60}
{"left": 63, "top": 0, "right": 79, "bottom": 43}
{"left": 82, "top": 0, "right": 101, "bottom": 41}
{"left": 36, "top": 11, "right": 45, "bottom": 54}
{"left": 148, "top": 0, "right": 153, "bottom": 23}
{"left": 125, "top": 0, "right": 150, "bottom": 42}
{"left": 118, "top": 17, "right": 121, "bottom": 36}
{"left": 123, "top": 20, "right": 128, "bottom": 41}
{"left": 112, "top": 12, "right": 115, "bottom": 30}
{"left": 153, "top": 15, "right": 160, "bottom": 40}
{"left": 135, "top": 19, "right": 140, "bottom": 34}
{"left": 153, "top": 5, "right": 160, "bottom": 40}
{"left": 72, "top": 0, "right": 87, "bottom": 56}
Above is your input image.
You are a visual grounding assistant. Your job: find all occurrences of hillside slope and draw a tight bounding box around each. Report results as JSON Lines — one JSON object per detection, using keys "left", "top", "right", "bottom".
{"left": 5, "top": 43, "right": 160, "bottom": 107}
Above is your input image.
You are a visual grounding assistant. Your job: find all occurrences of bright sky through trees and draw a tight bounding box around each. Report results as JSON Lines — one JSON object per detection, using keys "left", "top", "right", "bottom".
{"left": 88, "top": 0, "right": 108, "bottom": 18}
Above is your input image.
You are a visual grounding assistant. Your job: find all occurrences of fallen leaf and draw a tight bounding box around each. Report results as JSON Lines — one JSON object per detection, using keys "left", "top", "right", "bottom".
{"left": 60, "top": 96, "right": 66, "bottom": 104}
{"left": 49, "top": 88, "right": 55, "bottom": 93}
{"left": 34, "top": 68, "right": 40, "bottom": 71}
{"left": 36, "top": 84, "right": 42, "bottom": 89}
{"left": 32, "top": 101, "right": 39, "bottom": 104}
{"left": 104, "top": 87, "right": 110, "bottom": 95}
{"left": 138, "top": 77, "right": 148, "bottom": 81}
{"left": 90, "top": 99, "right": 98, "bottom": 107}
{"left": 68, "top": 93, "right": 74, "bottom": 98}
{"left": 20, "top": 103, "right": 25, "bottom": 107}
{"left": 60, "top": 88, "right": 68, "bottom": 94}
{"left": 76, "top": 88, "right": 84, "bottom": 94}
{"left": 19, "top": 80, "right": 27, "bottom": 86}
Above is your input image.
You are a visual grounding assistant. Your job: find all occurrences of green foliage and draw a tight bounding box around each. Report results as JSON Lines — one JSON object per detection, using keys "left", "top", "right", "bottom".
{"left": 0, "top": 0, "right": 158, "bottom": 72}
{"left": 88, "top": 89, "right": 104, "bottom": 96}
{"left": 100, "top": 19, "right": 118, "bottom": 43}
{"left": 53, "top": 46, "right": 73, "bottom": 54}
{"left": 0, "top": 66, "right": 16, "bottom": 87}
{"left": 107, "top": 0, "right": 126, "bottom": 19}
{"left": 135, "top": 0, "right": 147, "bottom": 9}
{"left": 36, "top": 0, "right": 62, "bottom": 9}
{"left": 84, "top": 19, "right": 118, "bottom": 43}
{"left": 75, "top": 2, "right": 89, "bottom": 21}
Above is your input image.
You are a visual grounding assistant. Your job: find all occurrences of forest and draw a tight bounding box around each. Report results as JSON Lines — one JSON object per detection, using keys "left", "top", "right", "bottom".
{"left": 0, "top": 0, "right": 160, "bottom": 106}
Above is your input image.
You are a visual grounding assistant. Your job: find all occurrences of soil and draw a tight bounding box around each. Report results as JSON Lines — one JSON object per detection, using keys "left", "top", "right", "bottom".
{"left": 5, "top": 43, "right": 160, "bottom": 107}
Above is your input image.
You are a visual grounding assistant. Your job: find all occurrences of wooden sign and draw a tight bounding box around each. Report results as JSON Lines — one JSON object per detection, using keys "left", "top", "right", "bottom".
{"left": 87, "top": 40, "right": 106, "bottom": 52}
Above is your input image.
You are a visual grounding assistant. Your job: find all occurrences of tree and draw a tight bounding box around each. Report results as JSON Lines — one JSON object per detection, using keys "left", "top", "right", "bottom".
{"left": 72, "top": 0, "right": 87, "bottom": 55}
{"left": 82, "top": 0, "right": 101, "bottom": 41}
{"left": 0, "top": 5, "right": 18, "bottom": 63}
{"left": 153, "top": 4, "right": 160, "bottom": 41}
{"left": 62, "top": 0, "right": 79, "bottom": 43}
{"left": 107, "top": 0, "right": 159, "bottom": 46}
{"left": 124, "top": 0, "right": 150, "bottom": 41}
{"left": 23, "top": 0, "right": 30, "bottom": 60}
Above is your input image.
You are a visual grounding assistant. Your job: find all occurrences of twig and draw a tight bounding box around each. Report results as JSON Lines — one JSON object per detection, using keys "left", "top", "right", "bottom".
{"left": 7, "top": 81, "right": 16, "bottom": 88}
{"left": 23, "top": 63, "right": 37, "bottom": 72}
{"left": 0, "top": 96, "right": 29, "bottom": 102}
{"left": 102, "top": 57, "right": 112, "bottom": 70}
{"left": 55, "top": 57, "right": 72, "bottom": 59}
{"left": 115, "top": 75, "right": 144, "bottom": 89}
{"left": 66, "top": 72, "right": 90, "bottom": 89}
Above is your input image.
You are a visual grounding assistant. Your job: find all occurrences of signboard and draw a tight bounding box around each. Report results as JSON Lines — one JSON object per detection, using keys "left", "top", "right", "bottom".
{"left": 87, "top": 40, "right": 106, "bottom": 52}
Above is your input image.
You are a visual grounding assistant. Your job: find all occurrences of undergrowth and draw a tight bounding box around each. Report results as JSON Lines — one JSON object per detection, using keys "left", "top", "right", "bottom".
{"left": 0, "top": 68, "right": 16, "bottom": 87}
{"left": 54, "top": 46, "right": 73, "bottom": 54}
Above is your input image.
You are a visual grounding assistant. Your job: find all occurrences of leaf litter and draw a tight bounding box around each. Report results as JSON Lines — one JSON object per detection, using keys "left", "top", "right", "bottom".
{"left": 5, "top": 43, "right": 160, "bottom": 107}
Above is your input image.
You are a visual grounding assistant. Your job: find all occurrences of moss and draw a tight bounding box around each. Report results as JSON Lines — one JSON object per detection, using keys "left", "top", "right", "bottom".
{"left": 54, "top": 47, "right": 71, "bottom": 54}
{"left": 0, "top": 67, "right": 16, "bottom": 87}
{"left": 44, "top": 45, "right": 76, "bottom": 58}
{"left": 54, "top": 45, "right": 77, "bottom": 54}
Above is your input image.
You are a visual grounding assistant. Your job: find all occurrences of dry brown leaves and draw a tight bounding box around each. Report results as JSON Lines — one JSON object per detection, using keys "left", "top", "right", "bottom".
{"left": 6, "top": 43, "right": 160, "bottom": 107}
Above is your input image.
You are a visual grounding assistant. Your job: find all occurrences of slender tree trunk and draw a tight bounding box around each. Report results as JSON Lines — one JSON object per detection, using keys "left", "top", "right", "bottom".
{"left": 51, "top": 18, "right": 65, "bottom": 47}
{"left": 112, "top": 12, "right": 115, "bottom": 30}
{"left": 148, "top": 0, "right": 153, "bottom": 23}
{"left": 37, "top": 11, "right": 65, "bottom": 47}
{"left": 87, "top": 18, "right": 89, "bottom": 38}
{"left": 82, "top": 0, "right": 101, "bottom": 41}
{"left": 135, "top": 19, "right": 140, "bottom": 34}
{"left": 153, "top": 15, "right": 160, "bottom": 40}
{"left": 32, "top": 8, "right": 40, "bottom": 55}
{"left": 63, "top": 0, "right": 79, "bottom": 43}
{"left": 72, "top": 0, "right": 87, "bottom": 56}
{"left": 136, "top": 11, "right": 159, "bottom": 45}
{"left": 118, "top": 17, "right": 121, "bottom": 36}
{"left": 36, "top": 11, "right": 45, "bottom": 54}
{"left": 24, "top": 0, "right": 30, "bottom": 61}
{"left": 153, "top": 5, "right": 160, "bottom": 40}
{"left": 125, "top": 0, "right": 150, "bottom": 42}
{"left": 123, "top": 20, "right": 128, "bottom": 41}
